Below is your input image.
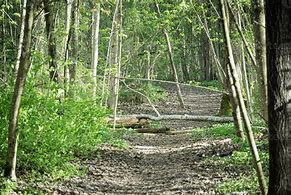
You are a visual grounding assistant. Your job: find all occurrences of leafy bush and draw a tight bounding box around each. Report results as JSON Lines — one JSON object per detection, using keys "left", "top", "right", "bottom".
{"left": 0, "top": 81, "right": 123, "bottom": 179}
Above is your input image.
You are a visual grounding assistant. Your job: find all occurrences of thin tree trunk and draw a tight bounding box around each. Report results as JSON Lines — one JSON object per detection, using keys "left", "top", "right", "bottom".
{"left": 112, "top": 0, "right": 122, "bottom": 130}
{"left": 266, "top": 1, "right": 291, "bottom": 193}
{"left": 4, "top": 0, "right": 34, "bottom": 180}
{"left": 70, "top": 0, "right": 79, "bottom": 84}
{"left": 220, "top": 0, "right": 267, "bottom": 194}
{"left": 1, "top": 10, "right": 7, "bottom": 84}
{"left": 252, "top": 0, "right": 268, "bottom": 121}
{"left": 101, "top": 0, "right": 120, "bottom": 106}
{"left": 44, "top": 0, "right": 58, "bottom": 82}
{"left": 181, "top": 29, "right": 190, "bottom": 82}
{"left": 227, "top": 2, "right": 256, "bottom": 68}
{"left": 108, "top": 0, "right": 122, "bottom": 109}
{"left": 63, "top": 0, "right": 73, "bottom": 96}
{"left": 14, "top": 0, "right": 27, "bottom": 76}
{"left": 155, "top": 3, "right": 185, "bottom": 108}
{"left": 92, "top": 2, "right": 101, "bottom": 99}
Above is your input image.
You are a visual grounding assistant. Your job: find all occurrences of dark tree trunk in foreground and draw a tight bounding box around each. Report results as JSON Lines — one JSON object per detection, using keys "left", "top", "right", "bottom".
{"left": 266, "top": 1, "right": 291, "bottom": 194}
{"left": 4, "top": 0, "right": 35, "bottom": 180}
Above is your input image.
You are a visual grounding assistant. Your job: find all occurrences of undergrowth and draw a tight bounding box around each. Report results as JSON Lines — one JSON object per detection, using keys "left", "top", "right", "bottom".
{"left": 192, "top": 123, "right": 269, "bottom": 193}
{"left": 189, "top": 80, "right": 224, "bottom": 91}
{"left": 0, "top": 79, "right": 128, "bottom": 192}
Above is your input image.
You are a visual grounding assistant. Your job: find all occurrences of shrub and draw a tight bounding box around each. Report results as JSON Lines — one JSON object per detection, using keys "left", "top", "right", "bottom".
{"left": 0, "top": 81, "right": 119, "bottom": 179}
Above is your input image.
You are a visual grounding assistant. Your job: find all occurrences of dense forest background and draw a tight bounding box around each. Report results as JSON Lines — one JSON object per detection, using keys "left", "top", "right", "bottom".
{"left": 0, "top": 0, "right": 290, "bottom": 194}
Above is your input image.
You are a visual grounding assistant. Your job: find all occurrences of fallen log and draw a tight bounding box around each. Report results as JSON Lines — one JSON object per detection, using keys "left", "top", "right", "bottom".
{"left": 112, "top": 114, "right": 233, "bottom": 123}
{"left": 107, "top": 117, "right": 149, "bottom": 128}
{"left": 167, "top": 130, "right": 194, "bottom": 135}
{"left": 135, "top": 127, "right": 170, "bottom": 134}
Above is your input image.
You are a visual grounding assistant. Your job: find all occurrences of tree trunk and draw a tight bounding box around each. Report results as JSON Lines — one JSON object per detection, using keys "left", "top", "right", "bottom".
{"left": 220, "top": 0, "right": 267, "bottom": 194}
{"left": 108, "top": 0, "right": 122, "bottom": 109}
{"left": 4, "top": 0, "right": 34, "bottom": 180}
{"left": 92, "top": 2, "right": 101, "bottom": 99}
{"left": 155, "top": 3, "right": 185, "bottom": 108}
{"left": 252, "top": 0, "right": 268, "bottom": 121}
{"left": 44, "top": 0, "right": 58, "bottom": 82}
{"left": 181, "top": 31, "right": 190, "bottom": 82}
{"left": 70, "top": 0, "right": 79, "bottom": 84}
{"left": 14, "top": 0, "right": 27, "bottom": 76}
{"left": 63, "top": 0, "right": 73, "bottom": 96}
{"left": 266, "top": 1, "right": 291, "bottom": 193}
{"left": 201, "top": 2, "right": 212, "bottom": 81}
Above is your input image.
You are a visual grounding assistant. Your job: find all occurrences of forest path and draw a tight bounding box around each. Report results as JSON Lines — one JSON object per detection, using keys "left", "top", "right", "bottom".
{"left": 50, "top": 134, "right": 236, "bottom": 194}
{"left": 38, "top": 85, "right": 239, "bottom": 194}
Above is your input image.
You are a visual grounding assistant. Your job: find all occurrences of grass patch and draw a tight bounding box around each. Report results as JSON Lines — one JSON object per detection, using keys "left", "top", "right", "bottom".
{"left": 216, "top": 170, "right": 262, "bottom": 194}
{"left": 191, "top": 123, "right": 238, "bottom": 142}
{"left": 189, "top": 80, "right": 224, "bottom": 91}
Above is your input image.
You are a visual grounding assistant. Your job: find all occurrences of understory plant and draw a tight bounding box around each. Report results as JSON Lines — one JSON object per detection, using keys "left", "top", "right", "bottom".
{"left": 0, "top": 79, "right": 123, "bottom": 180}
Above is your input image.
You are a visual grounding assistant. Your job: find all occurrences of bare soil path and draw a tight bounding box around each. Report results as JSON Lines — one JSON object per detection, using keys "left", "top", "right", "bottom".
{"left": 33, "top": 85, "right": 241, "bottom": 194}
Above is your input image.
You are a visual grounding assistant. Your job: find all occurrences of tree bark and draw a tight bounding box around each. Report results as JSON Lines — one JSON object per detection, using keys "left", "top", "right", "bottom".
{"left": 220, "top": 0, "right": 267, "bottom": 194}
{"left": 252, "top": 0, "right": 268, "bottom": 121}
{"left": 107, "top": 0, "right": 121, "bottom": 109}
{"left": 266, "top": 1, "right": 291, "bottom": 193}
{"left": 70, "top": 0, "right": 79, "bottom": 84}
{"left": 92, "top": 2, "right": 101, "bottom": 99}
{"left": 14, "top": 0, "right": 27, "bottom": 76}
{"left": 4, "top": 0, "right": 35, "bottom": 180}
{"left": 44, "top": 0, "right": 58, "bottom": 82}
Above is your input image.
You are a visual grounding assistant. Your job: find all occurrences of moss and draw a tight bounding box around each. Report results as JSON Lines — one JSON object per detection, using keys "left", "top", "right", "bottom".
{"left": 218, "top": 93, "right": 232, "bottom": 117}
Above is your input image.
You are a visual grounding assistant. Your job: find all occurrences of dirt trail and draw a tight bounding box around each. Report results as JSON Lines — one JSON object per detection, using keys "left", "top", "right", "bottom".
{"left": 35, "top": 85, "right": 239, "bottom": 194}
{"left": 48, "top": 135, "right": 236, "bottom": 195}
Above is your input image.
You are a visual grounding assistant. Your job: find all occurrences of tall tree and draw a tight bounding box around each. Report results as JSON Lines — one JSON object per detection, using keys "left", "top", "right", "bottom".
{"left": 266, "top": 0, "right": 291, "bottom": 193}
{"left": 220, "top": 0, "right": 267, "bottom": 193}
{"left": 4, "top": 0, "right": 35, "bottom": 180}
{"left": 252, "top": 0, "right": 268, "bottom": 121}
{"left": 92, "top": 2, "right": 101, "bottom": 99}
{"left": 44, "top": 0, "right": 58, "bottom": 82}
{"left": 108, "top": 0, "right": 122, "bottom": 110}
{"left": 69, "top": 0, "right": 79, "bottom": 83}
{"left": 14, "top": 0, "right": 27, "bottom": 76}
{"left": 63, "top": 0, "right": 73, "bottom": 96}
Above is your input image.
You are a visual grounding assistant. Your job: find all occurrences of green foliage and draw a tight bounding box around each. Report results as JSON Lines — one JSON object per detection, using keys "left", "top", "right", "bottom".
{"left": 192, "top": 123, "right": 237, "bottom": 141}
{"left": 0, "top": 178, "right": 17, "bottom": 194}
{"left": 0, "top": 80, "right": 127, "bottom": 180}
{"left": 195, "top": 123, "right": 269, "bottom": 193}
{"left": 189, "top": 80, "right": 224, "bottom": 91}
{"left": 216, "top": 171, "right": 261, "bottom": 194}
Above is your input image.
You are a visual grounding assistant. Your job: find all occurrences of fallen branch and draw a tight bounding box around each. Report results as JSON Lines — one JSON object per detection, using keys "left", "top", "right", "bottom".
{"left": 113, "top": 114, "right": 233, "bottom": 123}
{"left": 107, "top": 117, "right": 149, "bottom": 128}
{"left": 167, "top": 130, "right": 194, "bottom": 135}
{"left": 135, "top": 127, "right": 170, "bottom": 134}
{"left": 120, "top": 80, "right": 161, "bottom": 116}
